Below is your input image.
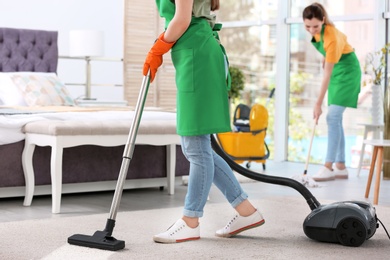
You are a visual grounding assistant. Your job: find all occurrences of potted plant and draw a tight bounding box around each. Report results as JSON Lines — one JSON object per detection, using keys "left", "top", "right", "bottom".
{"left": 228, "top": 66, "right": 245, "bottom": 100}
{"left": 364, "top": 44, "right": 390, "bottom": 85}
{"left": 364, "top": 43, "right": 390, "bottom": 124}
{"left": 365, "top": 43, "right": 390, "bottom": 179}
{"left": 227, "top": 66, "right": 246, "bottom": 127}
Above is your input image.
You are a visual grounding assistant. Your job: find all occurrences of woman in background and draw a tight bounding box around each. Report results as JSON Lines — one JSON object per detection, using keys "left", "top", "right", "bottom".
{"left": 143, "top": 0, "right": 265, "bottom": 243}
{"left": 302, "top": 2, "right": 361, "bottom": 181}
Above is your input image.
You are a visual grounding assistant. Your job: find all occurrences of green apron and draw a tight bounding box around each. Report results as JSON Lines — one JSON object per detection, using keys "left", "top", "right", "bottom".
{"left": 311, "top": 25, "right": 361, "bottom": 108}
{"left": 156, "top": 0, "right": 231, "bottom": 136}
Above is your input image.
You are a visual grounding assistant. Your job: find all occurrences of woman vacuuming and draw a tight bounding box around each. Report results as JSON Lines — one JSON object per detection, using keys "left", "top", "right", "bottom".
{"left": 302, "top": 2, "right": 361, "bottom": 182}
{"left": 143, "top": 0, "right": 265, "bottom": 243}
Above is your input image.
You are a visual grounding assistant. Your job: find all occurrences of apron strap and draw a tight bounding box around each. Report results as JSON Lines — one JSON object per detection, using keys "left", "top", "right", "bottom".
{"left": 212, "top": 23, "right": 231, "bottom": 91}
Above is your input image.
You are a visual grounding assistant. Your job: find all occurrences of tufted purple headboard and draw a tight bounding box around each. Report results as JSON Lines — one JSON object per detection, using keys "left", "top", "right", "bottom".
{"left": 0, "top": 27, "right": 58, "bottom": 73}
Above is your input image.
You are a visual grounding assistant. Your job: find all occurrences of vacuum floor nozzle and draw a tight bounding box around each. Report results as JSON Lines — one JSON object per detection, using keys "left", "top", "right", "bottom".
{"left": 68, "top": 231, "right": 125, "bottom": 251}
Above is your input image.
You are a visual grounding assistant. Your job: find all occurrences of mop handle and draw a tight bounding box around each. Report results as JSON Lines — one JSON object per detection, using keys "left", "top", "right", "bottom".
{"left": 304, "top": 123, "right": 316, "bottom": 173}
{"left": 108, "top": 71, "right": 151, "bottom": 220}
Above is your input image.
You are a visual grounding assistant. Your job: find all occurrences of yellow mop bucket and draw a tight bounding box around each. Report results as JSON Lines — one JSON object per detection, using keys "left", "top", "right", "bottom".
{"left": 217, "top": 104, "right": 270, "bottom": 169}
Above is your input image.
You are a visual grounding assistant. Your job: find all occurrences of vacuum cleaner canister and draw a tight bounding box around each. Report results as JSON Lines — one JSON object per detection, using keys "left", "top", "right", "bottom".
{"left": 303, "top": 201, "right": 378, "bottom": 247}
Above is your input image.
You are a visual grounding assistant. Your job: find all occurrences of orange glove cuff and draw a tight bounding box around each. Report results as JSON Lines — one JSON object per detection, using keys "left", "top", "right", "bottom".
{"left": 150, "top": 32, "right": 176, "bottom": 55}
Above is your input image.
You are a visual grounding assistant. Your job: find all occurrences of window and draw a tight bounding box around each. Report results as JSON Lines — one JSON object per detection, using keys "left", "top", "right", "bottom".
{"left": 123, "top": 0, "right": 382, "bottom": 166}
{"left": 217, "top": 0, "right": 378, "bottom": 166}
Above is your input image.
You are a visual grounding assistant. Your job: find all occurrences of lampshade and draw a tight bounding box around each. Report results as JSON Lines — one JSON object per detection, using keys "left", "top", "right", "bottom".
{"left": 69, "top": 30, "right": 104, "bottom": 57}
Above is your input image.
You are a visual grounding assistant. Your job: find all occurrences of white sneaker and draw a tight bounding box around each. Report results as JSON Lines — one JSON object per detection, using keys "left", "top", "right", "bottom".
{"left": 215, "top": 209, "right": 265, "bottom": 238}
{"left": 312, "top": 166, "right": 335, "bottom": 181}
{"left": 334, "top": 167, "right": 349, "bottom": 179}
{"left": 153, "top": 219, "right": 200, "bottom": 243}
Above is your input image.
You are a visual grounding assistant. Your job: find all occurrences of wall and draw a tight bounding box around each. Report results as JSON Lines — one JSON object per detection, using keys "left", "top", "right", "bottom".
{"left": 0, "top": 0, "right": 124, "bottom": 101}
{"left": 123, "top": 0, "right": 178, "bottom": 108}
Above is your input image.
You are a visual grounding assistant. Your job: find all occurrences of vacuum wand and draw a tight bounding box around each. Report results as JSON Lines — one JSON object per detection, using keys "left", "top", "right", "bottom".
{"left": 108, "top": 72, "right": 151, "bottom": 220}
{"left": 68, "top": 71, "right": 151, "bottom": 251}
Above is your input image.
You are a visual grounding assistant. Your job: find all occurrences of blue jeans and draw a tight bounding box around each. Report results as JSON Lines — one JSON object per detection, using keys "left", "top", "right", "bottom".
{"left": 181, "top": 135, "right": 248, "bottom": 218}
{"left": 325, "top": 105, "right": 346, "bottom": 163}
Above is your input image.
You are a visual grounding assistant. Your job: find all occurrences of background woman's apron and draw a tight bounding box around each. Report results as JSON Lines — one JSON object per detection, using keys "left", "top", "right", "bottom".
{"left": 311, "top": 25, "right": 361, "bottom": 108}
{"left": 156, "top": 0, "right": 231, "bottom": 136}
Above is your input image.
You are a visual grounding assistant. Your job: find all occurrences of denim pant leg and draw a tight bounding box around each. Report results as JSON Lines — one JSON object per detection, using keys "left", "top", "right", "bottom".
{"left": 212, "top": 150, "right": 248, "bottom": 208}
{"left": 181, "top": 135, "right": 214, "bottom": 218}
{"left": 325, "top": 105, "right": 346, "bottom": 163}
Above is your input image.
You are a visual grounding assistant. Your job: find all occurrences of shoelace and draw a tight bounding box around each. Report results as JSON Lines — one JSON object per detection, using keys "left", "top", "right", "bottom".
{"left": 225, "top": 215, "right": 239, "bottom": 229}
{"left": 169, "top": 224, "right": 185, "bottom": 236}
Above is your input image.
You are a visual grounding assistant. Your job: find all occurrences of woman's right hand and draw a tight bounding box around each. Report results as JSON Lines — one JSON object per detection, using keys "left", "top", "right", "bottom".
{"left": 313, "top": 103, "right": 322, "bottom": 124}
{"left": 143, "top": 32, "right": 175, "bottom": 82}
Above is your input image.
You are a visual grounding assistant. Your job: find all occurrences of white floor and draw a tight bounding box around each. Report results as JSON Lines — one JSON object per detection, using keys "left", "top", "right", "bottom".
{"left": 0, "top": 161, "right": 389, "bottom": 223}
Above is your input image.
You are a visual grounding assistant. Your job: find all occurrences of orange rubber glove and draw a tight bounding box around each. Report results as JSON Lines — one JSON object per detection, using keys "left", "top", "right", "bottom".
{"left": 143, "top": 32, "right": 176, "bottom": 82}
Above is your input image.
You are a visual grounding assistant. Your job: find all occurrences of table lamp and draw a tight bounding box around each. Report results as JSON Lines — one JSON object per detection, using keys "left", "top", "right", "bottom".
{"left": 69, "top": 30, "right": 104, "bottom": 99}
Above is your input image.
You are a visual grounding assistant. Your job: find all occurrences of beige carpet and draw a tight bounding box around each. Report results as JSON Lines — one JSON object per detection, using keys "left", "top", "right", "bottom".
{"left": 1, "top": 197, "right": 389, "bottom": 260}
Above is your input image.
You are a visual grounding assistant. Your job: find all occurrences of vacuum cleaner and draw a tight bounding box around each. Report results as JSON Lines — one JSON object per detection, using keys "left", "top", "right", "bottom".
{"left": 210, "top": 137, "right": 384, "bottom": 247}
{"left": 68, "top": 72, "right": 387, "bottom": 251}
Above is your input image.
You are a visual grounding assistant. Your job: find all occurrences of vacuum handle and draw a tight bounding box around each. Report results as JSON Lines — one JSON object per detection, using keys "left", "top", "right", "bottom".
{"left": 108, "top": 71, "right": 151, "bottom": 220}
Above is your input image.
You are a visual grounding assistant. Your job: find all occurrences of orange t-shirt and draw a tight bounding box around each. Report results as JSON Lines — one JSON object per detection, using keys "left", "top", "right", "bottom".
{"left": 314, "top": 25, "right": 354, "bottom": 63}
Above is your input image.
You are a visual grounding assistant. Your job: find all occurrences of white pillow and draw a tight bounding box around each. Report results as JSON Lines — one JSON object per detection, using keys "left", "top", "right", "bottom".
{"left": 0, "top": 72, "right": 75, "bottom": 107}
{"left": 0, "top": 73, "right": 27, "bottom": 106}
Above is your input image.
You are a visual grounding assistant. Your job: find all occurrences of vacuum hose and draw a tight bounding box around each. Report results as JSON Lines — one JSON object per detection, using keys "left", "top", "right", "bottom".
{"left": 210, "top": 134, "right": 321, "bottom": 210}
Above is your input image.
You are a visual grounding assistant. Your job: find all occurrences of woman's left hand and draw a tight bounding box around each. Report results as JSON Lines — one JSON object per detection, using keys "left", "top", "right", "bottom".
{"left": 313, "top": 103, "right": 322, "bottom": 124}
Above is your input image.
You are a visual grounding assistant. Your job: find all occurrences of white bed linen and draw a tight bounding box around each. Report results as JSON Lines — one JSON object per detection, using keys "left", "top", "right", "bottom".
{"left": 0, "top": 110, "right": 177, "bottom": 145}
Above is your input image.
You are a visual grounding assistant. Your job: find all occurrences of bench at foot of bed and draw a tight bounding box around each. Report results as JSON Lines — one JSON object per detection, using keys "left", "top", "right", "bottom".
{"left": 22, "top": 120, "right": 181, "bottom": 214}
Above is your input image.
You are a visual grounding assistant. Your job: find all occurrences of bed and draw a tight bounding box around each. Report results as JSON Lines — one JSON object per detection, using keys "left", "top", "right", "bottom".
{"left": 0, "top": 27, "right": 189, "bottom": 205}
